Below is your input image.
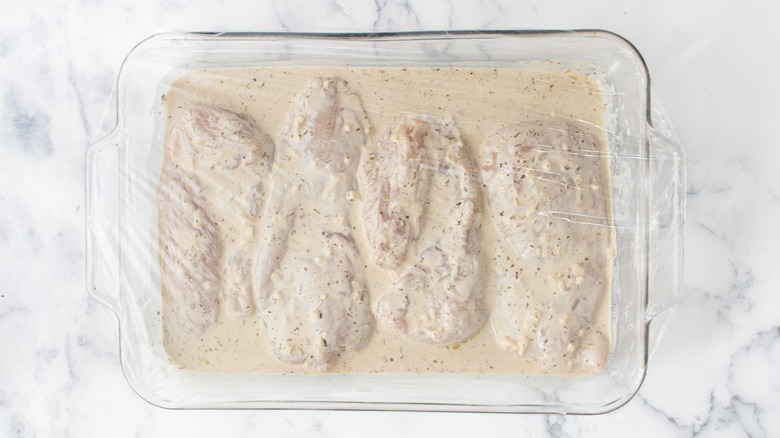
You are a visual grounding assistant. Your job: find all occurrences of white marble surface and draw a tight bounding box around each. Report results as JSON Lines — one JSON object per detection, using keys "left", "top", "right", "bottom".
{"left": 2, "top": 0, "right": 779, "bottom": 436}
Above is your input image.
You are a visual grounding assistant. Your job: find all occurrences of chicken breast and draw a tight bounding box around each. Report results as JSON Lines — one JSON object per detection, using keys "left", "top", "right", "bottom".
{"left": 166, "top": 105, "right": 274, "bottom": 318}
{"left": 157, "top": 170, "right": 221, "bottom": 335}
{"left": 480, "top": 120, "right": 614, "bottom": 373}
{"left": 364, "top": 116, "right": 485, "bottom": 345}
{"left": 358, "top": 117, "right": 429, "bottom": 270}
{"left": 254, "top": 77, "right": 375, "bottom": 370}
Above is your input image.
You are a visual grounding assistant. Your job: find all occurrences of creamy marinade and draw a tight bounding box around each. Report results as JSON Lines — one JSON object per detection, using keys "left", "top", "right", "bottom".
{"left": 158, "top": 66, "right": 615, "bottom": 376}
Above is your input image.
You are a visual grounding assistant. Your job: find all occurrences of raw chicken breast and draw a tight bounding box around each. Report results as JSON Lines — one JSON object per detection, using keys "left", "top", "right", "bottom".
{"left": 167, "top": 105, "right": 274, "bottom": 176}
{"left": 157, "top": 170, "right": 221, "bottom": 335}
{"left": 358, "top": 117, "right": 429, "bottom": 270}
{"left": 480, "top": 120, "right": 613, "bottom": 373}
{"left": 166, "top": 105, "right": 274, "bottom": 318}
{"left": 364, "top": 116, "right": 485, "bottom": 345}
{"left": 254, "top": 77, "right": 375, "bottom": 370}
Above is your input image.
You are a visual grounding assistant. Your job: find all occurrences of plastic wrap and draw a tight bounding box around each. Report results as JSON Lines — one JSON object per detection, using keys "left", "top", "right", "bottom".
{"left": 85, "top": 31, "right": 685, "bottom": 413}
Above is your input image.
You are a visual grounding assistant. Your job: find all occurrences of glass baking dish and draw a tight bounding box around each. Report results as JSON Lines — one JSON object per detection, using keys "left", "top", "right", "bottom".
{"left": 85, "top": 30, "right": 685, "bottom": 413}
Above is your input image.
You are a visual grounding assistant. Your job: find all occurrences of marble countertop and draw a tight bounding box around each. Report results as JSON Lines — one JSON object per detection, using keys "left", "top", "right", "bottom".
{"left": 2, "top": 0, "right": 779, "bottom": 436}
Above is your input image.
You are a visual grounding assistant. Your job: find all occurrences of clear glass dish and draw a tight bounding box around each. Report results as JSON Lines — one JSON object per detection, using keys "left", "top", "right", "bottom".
{"left": 85, "top": 30, "right": 685, "bottom": 413}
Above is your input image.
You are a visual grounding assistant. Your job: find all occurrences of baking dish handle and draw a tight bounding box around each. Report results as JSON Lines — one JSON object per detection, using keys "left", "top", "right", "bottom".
{"left": 645, "top": 127, "right": 686, "bottom": 321}
{"left": 85, "top": 130, "right": 122, "bottom": 316}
